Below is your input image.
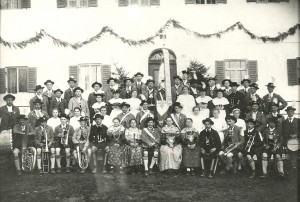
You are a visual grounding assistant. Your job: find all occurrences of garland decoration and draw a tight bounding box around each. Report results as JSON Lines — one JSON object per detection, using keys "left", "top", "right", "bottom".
{"left": 0, "top": 19, "right": 299, "bottom": 49}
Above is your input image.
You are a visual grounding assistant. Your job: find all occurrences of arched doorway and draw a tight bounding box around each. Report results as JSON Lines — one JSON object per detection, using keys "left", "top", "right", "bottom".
{"left": 148, "top": 48, "right": 177, "bottom": 86}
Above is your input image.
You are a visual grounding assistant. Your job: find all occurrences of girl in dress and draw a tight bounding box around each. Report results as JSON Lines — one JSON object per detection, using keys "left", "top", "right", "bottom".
{"left": 107, "top": 118, "right": 126, "bottom": 174}
{"left": 176, "top": 85, "right": 195, "bottom": 118}
{"left": 69, "top": 107, "right": 81, "bottom": 130}
{"left": 211, "top": 89, "right": 229, "bottom": 119}
{"left": 189, "top": 106, "right": 205, "bottom": 132}
{"left": 181, "top": 118, "right": 200, "bottom": 176}
{"left": 47, "top": 108, "right": 61, "bottom": 130}
{"left": 199, "top": 101, "right": 210, "bottom": 121}
{"left": 124, "top": 119, "right": 143, "bottom": 174}
{"left": 124, "top": 90, "right": 141, "bottom": 118}
{"left": 159, "top": 117, "right": 182, "bottom": 172}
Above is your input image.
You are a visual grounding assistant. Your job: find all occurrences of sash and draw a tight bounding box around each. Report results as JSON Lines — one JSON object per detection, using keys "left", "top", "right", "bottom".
{"left": 162, "top": 49, "right": 172, "bottom": 106}
{"left": 170, "top": 114, "right": 181, "bottom": 129}
{"left": 120, "top": 113, "right": 130, "bottom": 124}
{"left": 140, "top": 110, "right": 151, "bottom": 122}
{"left": 144, "top": 128, "right": 156, "bottom": 141}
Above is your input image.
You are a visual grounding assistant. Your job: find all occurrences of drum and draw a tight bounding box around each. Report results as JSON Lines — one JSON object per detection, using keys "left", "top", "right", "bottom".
{"left": 287, "top": 138, "right": 300, "bottom": 151}
{"left": 0, "top": 130, "right": 13, "bottom": 155}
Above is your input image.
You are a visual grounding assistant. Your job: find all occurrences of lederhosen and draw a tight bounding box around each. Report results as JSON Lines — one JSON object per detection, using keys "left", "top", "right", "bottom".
{"left": 54, "top": 125, "right": 73, "bottom": 150}
{"left": 243, "top": 129, "right": 263, "bottom": 157}
{"left": 13, "top": 125, "right": 35, "bottom": 150}
{"left": 223, "top": 127, "right": 240, "bottom": 157}
{"left": 263, "top": 128, "right": 283, "bottom": 157}
{"left": 142, "top": 127, "right": 159, "bottom": 162}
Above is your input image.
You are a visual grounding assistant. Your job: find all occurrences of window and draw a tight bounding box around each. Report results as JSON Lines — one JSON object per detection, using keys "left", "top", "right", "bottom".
{"left": 69, "top": 64, "right": 111, "bottom": 90}
{"left": 185, "top": 0, "right": 226, "bottom": 4}
{"left": 0, "top": 0, "right": 30, "bottom": 9}
{"left": 215, "top": 60, "right": 257, "bottom": 84}
{"left": 246, "top": 0, "right": 289, "bottom": 3}
{"left": 0, "top": 67, "right": 37, "bottom": 94}
{"left": 118, "top": 0, "right": 160, "bottom": 7}
{"left": 57, "top": 0, "right": 97, "bottom": 8}
{"left": 287, "top": 58, "right": 300, "bottom": 86}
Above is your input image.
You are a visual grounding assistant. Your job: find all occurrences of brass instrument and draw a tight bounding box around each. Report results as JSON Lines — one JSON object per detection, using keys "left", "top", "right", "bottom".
{"left": 76, "top": 145, "right": 89, "bottom": 170}
{"left": 245, "top": 134, "right": 255, "bottom": 153}
{"left": 21, "top": 128, "right": 36, "bottom": 172}
{"left": 61, "top": 127, "right": 69, "bottom": 146}
{"left": 42, "top": 128, "right": 50, "bottom": 173}
{"left": 224, "top": 143, "right": 238, "bottom": 156}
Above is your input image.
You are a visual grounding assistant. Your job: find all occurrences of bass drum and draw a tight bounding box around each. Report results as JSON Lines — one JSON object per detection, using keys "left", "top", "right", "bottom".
{"left": 287, "top": 138, "right": 300, "bottom": 151}
{"left": 0, "top": 130, "right": 13, "bottom": 155}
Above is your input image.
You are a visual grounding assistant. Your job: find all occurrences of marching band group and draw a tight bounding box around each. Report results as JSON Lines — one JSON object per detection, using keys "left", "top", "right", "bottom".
{"left": 0, "top": 70, "right": 299, "bottom": 179}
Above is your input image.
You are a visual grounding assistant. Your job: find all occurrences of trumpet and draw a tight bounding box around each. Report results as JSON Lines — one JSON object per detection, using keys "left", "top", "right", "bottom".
{"left": 224, "top": 143, "right": 238, "bottom": 156}
{"left": 61, "top": 127, "right": 69, "bottom": 146}
{"left": 42, "top": 129, "right": 50, "bottom": 173}
{"left": 245, "top": 135, "right": 255, "bottom": 153}
{"left": 21, "top": 129, "right": 36, "bottom": 172}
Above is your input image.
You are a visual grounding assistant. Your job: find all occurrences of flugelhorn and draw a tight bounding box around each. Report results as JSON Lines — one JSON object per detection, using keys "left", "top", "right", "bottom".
{"left": 224, "top": 143, "right": 238, "bottom": 156}
{"left": 245, "top": 135, "right": 255, "bottom": 153}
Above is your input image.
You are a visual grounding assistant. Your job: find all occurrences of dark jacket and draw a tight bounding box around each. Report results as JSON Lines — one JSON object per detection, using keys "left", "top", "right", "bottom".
{"left": 89, "top": 124, "right": 108, "bottom": 144}
{"left": 228, "top": 91, "right": 245, "bottom": 113}
{"left": 262, "top": 93, "right": 287, "bottom": 114}
{"left": 223, "top": 126, "right": 245, "bottom": 149}
{"left": 12, "top": 123, "right": 35, "bottom": 148}
{"left": 282, "top": 117, "right": 299, "bottom": 145}
{"left": 199, "top": 128, "right": 221, "bottom": 152}
{"left": 34, "top": 125, "right": 55, "bottom": 147}
{"left": 0, "top": 105, "right": 20, "bottom": 131}
{"left": 49, "top": 97, "right": 68, "bottom": 116}
{"left": 29, "top": 95, "right": 49, "bottom": 112}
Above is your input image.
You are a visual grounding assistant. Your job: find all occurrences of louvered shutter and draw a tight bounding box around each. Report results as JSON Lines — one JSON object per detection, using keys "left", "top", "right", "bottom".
{"left": 215, "top": 61, "right": 225, "bottom": 84}
{"left": 246, "top": 0, "right": 257, "bottom": 2}
{"left": 119, "top": 0, "right": 129, "bottom": 6}
{"left": 101, "top": 65, "right": 111, "bottom": 90}
{"left": 88, "top": 0, "right": 97, "bottom": 7}
{"left": 150, "top": 0, "right": 160, "bottom": 5}
{"left": 21, "top": 0, "right": 31, "bottom": 8}
{"left": 216, "top": 0, "right": 227, "bottom": 3}
{"left": 185, "top": 0, "right": 196, "bottom": 3}
{"left": 0, "top": 68, "right": 6, "bottom": 94}
{"left": 57, "top": 0, "right": 67, "bottom": 8}
{"left": 27, "top": 67, "right": 37, "bottom": 93}
{"left": 69, "top": 66, "right": 79, "bottom": 82}
{"left": 141, "top": 0, "right": 150, "bottom": 6}
{"left": 287, "top": 59, "right": 298, "bottom": 86}
{"left": 248, "top": 60, "right": 258, "bottom": 83}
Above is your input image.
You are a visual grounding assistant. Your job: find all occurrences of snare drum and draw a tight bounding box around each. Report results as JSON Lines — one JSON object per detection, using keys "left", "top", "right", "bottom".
{"left": 0, "top": 129, "right": 13, "bottom": 155}
{"left": 287, "top": 138, "right": 300, "bottom": 151}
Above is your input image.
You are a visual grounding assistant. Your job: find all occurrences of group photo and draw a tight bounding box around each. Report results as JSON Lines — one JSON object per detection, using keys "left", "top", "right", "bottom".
{"left": 0, "top": 0, "right": 299, "bottom": 201}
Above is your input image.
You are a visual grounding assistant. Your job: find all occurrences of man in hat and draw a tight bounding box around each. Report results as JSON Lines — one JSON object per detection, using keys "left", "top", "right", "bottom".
{"left": 245, "top": 101, "right": 266, "bottom": 132}
{"left": 141, "top": 117, "right": 161, "bottom": 175}
{"left": 116, "top": 102, "right": 135, "bottom": 128}
{"left": 170, "top": 102, "right": 187, "bottom": 131}
{"left": 239, "top": 78, "right": 251, "bottom": 95}
{"left": 261, "top": 117, "right": 284, "bottom": 178}
{"left": 243, "top": 118, "right": 264, "bottom": 179}
{"left": 136, "top": 100, "right": 154, "bottom": 129}
{"left": 219, "top": 115, "right": 244, "bottom": 173}
{"left": 54, "top": 114, "right": 75, "bottom": 173}
{"left": 265, "top": 102, "right": 284, "bottom": 133}
{"left": 244, "top": 83, "right": 263, "bottom": 113}
{"left": 104, "top": 77, "right": 118, "bottom": 103}
{"left": 262, "top": 83, "right": 287, "bottom": 115}
{"left": 171, "top": 76, "right": 183, "bottom": 103}
{"left": 68, "top": 87, "right": 89, "bottom": 119}
{"left": 181, "top": 70, "right": 189, "bottom": 86}
{"left": 108, "top": 89, "right": 123, "bottom": 116}
{"left": 189, "top": 79, "right": 199, "bottom": 98}
{"left": 49, "top": 89, "right": 67, "bottom": 117}
{"left": 132, "top": 72, "right": 146, "bottom": 95}
{"left": 43, "top": 80, "right": 55, "bottom": 104}
{"left": 64, "top": 77, "right": 77, "bottom": 105}
{"left": 120, "top": 77, "right": 136, "bottom": 99}
{"left": 28, "top": 99, "right": 50, "bottom": 128}
{"left": 228, "top": 82, "right": 245, "bottom": 116}
{"left": 29, "top": 85, "right": 49, "bottom": 112}
{"left": 141, "top": 79, "right": 157, "bottom": 112}
{"left": 222, "top": 79, "right": 232, "bottom": 98}
{"left": 206, "top": 77, "right": 218, "bottom": 98}
{"left": 72, "top": 116, "right": 90, "bottom": 173}
{"left": 34, "top": 117, "right": 55, "bottom": 174}
{"left": 88, "top": 82, "right": 104, "bottom": 112}
{"left": 88, "top": 114, "right": 109, "bottom": 174}
{"left": 199, "top": 118, "right": 221, "bottom": 178}
{"left": 12, "top": 115, "right": 35, "bottom": 175}
{"left": 0, "top": 94, "right": 20, "bottom": 132}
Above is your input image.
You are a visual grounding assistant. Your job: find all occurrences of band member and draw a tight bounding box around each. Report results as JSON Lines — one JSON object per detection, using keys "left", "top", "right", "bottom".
{"left": 243, "top": 118, "right": 264, "bottom": 179}
{"left": 189, "top": 79, "right": 199, "bottom": 98}
{"left": 245, "top": 101, "right": 266, "bottom": 132}
{"left": 265, "top": 102, "right": 284, "bottom": 133}
{"left": 141, "top": 117, "right": 161, "bottom": 175}
{"left": 170, "top": 102, "right": 187, "bottom": 131}
{"left": 29, "top": 85, "right": 49, "bottom": 112}
{"left": 132, "top": 72, "right": 146, "bottom": 95}
{"left": 54, "top": 114, "right": 75, "bottom": 173}
{"left": 206, "top": 77, "right": 218, "bottom": 98}
{"left": 0, "top": 94, "right": 20, "bottom": 132}
{"left": 176, "top": 85, "right": 195, "bottom": 118}
{"left": 91, "top": 93, "right": 106, "bottom": 122}
{"left": 244, "top": 83, "right": 263, "bottom": 113}
{"left": 47, "top": 109, "right": 61, "bottom": 134}
{"left": 211, "top": 89, "right": 229, "bottom": 119}
{"left": 228, "top": 82, "right": 245, "bottom": 115}
{"left": 199, "top": 118, "right": 221, "bottom": 178}
{"left": 88, "top": 114, "right": 108, "bottom": 174}
{"left": 239, "top": 78, "right": 251, "bottom": 95}
{"left": 43, "top": 80, "right": 55, "bottom": 103}
{"left": 12, "top": 115, "right": 35, "bottom": 175}
{"left": 49, "top": 89, "right": 67, "bottom": 116}
{"left": 120, "top": 77, "right": 135, "bottom": 99}
{"left": 68, "top": 87, "right": 89, "bottom": 118}
{"left": 141, "top": 79, "right": 157, "bottom": 113}
{"left": 72, "top": 117, "right": 90, "bottom": 173}
{"left": 35, "top": 117, "right": 55, "bottom": 174}
{"left": 136, "top": 100, "right": 154, "bottom": 129}
{"left": 219, "top": 116, "right": 244, "bottom": 173}
{"left": 262, "top": 83, "right": 287, "bottom": 115}
{"left": 64, "top": 77, "right": 77, "bottom": 105}
{"left": 28, "top": 99, "right": 50, "bottom": 128}
{"left": 171, "top": 76, "right": 183, "bottom": 103}
{"left": 116, "top": 102, "right": 135, "bottom": 128}
{"left": 261, "top": 117, "right": 284, "bottom": 178}
{"left": 88, "top": 82, "right": 104, "bottom": 111}
{"left": 104, "top": 77, "right": 118, "bottom": 103}
{"left": 222, "top": 79, "right": 232, "bottom": 98}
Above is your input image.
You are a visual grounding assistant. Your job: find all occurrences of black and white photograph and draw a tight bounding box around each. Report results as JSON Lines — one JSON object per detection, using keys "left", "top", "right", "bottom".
{"left": 0, "top": 0, "right": 299, "bottom": 201}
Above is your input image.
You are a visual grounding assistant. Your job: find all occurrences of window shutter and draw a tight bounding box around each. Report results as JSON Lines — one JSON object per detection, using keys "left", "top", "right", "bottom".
{"left": 57, "top": 0, "right": 67, "bottom": 8}
{"left": 248, "top": 60, "right": 258, "bottom": 83}
{"left": 215, "top": 61, "right": 225, "bottom": 83}
{"left": 216, "top": 0, "right": 227, "bottom": 3}
{"left": 69, "top": 66, "right": 79, "bottom": 82}
{"left": 27, "top": 67, "right": 37, "bottom": 93}
{"left": 287, "top": 59, "right": 298, "bottom": 86}
{"left": 101, "top": 65, "right": 111, "bottom": 90}
{"left": 150, "top": 0, "right": 160, "bottom": 5}
{"left": 88, "top": 0, "right": 98, "bottom": 7}
{"left": 185, "top": 0, "right": 196, "bottom": 3}
{"left": 21, "top": 0, "right": 31, "bottom": 8}
{"left": 0, "top": 68, "right": 6, "bottom": 94}
{"left": 246, "top": 0, "right": 257, "bottom": 2}
{"left": 119, "top": 0, "right": 129, "bottom": 6}
{"left": 141, "top": 0, "right": 150, "bottom": 6}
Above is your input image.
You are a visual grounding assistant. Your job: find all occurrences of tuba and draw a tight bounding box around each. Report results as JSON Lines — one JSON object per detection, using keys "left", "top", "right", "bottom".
{"left": 42, "top": 128, "right": 50, "bottom": 173}
{"left": 21, "top": 128, "right": 36, "bottom": 172}
{"left": 77, "top": 131, "right": 89, "bottom": 169}
{"left": 245, "top": 134, "right": 255, "bottom": 153}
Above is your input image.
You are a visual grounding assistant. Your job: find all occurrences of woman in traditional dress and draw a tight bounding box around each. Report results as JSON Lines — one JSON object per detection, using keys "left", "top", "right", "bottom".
{"left": 107, "top": 118, "right": 126, "bottom": 174}
{"left": 189, "top": 106, "right": 205, "bottom": 132}
{"left": 211, "top": 89, "right": 229, "bottom": 119}
{"left": 159, "top": 117, "right": 182, "bottom": 172}
{"left": 181, "top": 118, "right": 201, "bottom": 176}
{"left": 69, "top": 107, "right": 81, "bottom": 130}
{"left": 176, "top": 85, "right": 195, "bottom": 118}
{"left": 124, "top": 119, "right": 143, "bottom": 174}
{"left": 124, "top": 90, "right": 141, "bottom": 118}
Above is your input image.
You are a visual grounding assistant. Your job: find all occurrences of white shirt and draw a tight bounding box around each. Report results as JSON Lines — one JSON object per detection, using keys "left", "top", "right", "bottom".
{"left": 252, "top": 111, "right": 258, "bottom": 120}
{"left": 6, "top": 105, "right": 13, "bottom": 112}
{"left": 36, "top": 94, "right": 43, "bottom": 100}
{"left": 69, "top": 117, "right": 80, "bottom": 130}
{"left": 56, "top": 97, "right": 62, "bottom": 103}
{"left": 269, "top": 92, "right": 274, "bottom": 98}
{"left": 287, "top": 116, "right": 294, "bottom": 123}
{"left": 196, "top": 96, "right": 212, "bottom": 104}
{"left": 210, "top": 85, "right": 216, "bottom": 90}
{"left": 47, "top": 117, "right": 61, "bottom": 129}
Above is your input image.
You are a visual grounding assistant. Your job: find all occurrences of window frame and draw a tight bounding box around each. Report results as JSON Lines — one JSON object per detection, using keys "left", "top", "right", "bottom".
{"left": 77, "top": 63, "right": 102, "bottom": 91}
{"left": 67, "top": 0, "right": 88, "bottom": 8}
{"left": 223, "top": 59, "right": 249, "bottom": 84}
{"left": 5, "top": 66, "right": 29, "bottom": 94}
